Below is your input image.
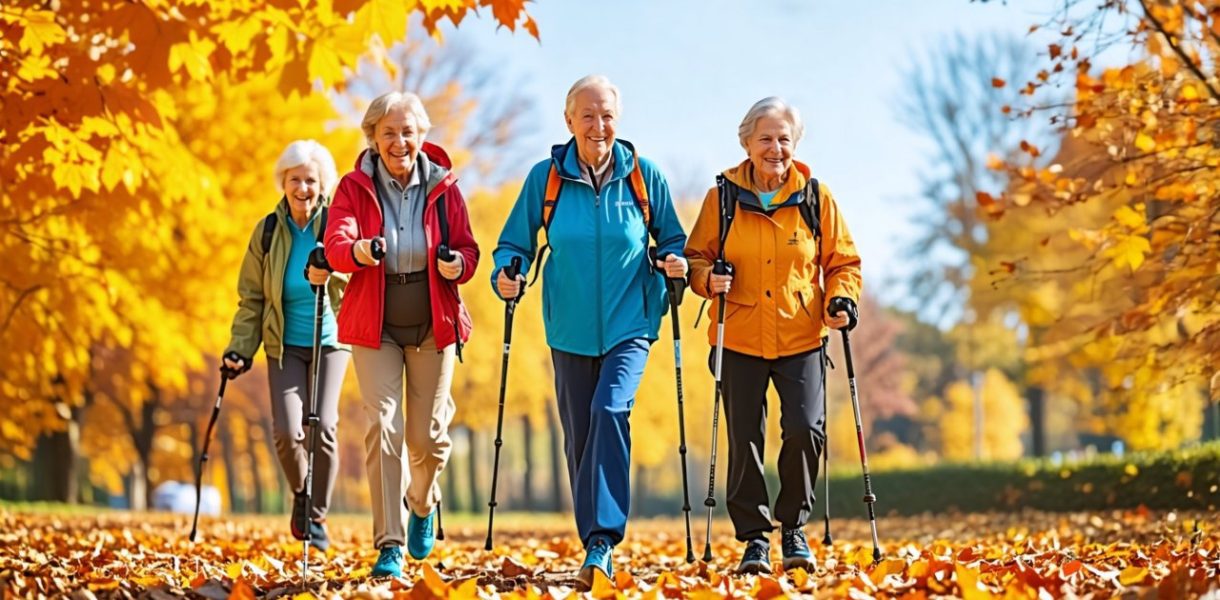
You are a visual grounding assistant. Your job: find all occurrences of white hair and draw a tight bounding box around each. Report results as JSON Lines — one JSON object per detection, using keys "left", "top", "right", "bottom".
{"left": 738, "top": 97, "right": 804, "bottom": 149}
{"left": 361, "top": 91, "right": 432, "bottom": 151}
{"left": 564, "top": 75, "right": 622, "bottom": 117}
{"left": 273, "top": 140, "right": 338, "bottom": 196}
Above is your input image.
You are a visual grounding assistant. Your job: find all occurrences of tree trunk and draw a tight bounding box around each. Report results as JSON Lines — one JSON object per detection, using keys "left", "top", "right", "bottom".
{"left": 445, "top": 458, "right": 460, "bottom": 512}
{"left": 546, "top": 403, "right": 566, "bottom": 512}
{"left": 521, "top": 415, "right": 534, "bottom": 511}
{"left": 31, "top": 397, "right": 87, "bottom": 503}
{"left": 127, "top": 386, "right": 160, "bottom": 511}
{"left": 128, "top": 458, "right": 147, "bottom": 511}
{"left": 466, "top": 427, "right": 482, "bottom": 512}
{"left": 1028, "top": 385, "right": 1046, "bottom": 457}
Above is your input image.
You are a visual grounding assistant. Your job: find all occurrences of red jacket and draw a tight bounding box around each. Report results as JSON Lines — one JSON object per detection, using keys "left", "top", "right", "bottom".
{"left": 324, "top": 143, "right": 479, "bottom": 350}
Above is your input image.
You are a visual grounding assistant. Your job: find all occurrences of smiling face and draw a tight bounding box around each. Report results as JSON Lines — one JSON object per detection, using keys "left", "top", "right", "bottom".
{"left": 374, "top": 106, "right": 422, "bottom": 180}
{"left": 745, "top": 113, "right": 795, "bottom": 188}
{"left": 283, "top": 162, "right": 321, "bottom": 224}
{"left": 565, "top": 85, "right": 618, "bottom": 168}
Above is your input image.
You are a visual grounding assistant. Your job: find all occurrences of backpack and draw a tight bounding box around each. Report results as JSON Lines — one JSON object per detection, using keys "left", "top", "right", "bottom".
{"left": 260, "top": 206, "right": 329, "bottom": 254}
{"left": 529, "top": 159, "right": 653, "bottom": 285}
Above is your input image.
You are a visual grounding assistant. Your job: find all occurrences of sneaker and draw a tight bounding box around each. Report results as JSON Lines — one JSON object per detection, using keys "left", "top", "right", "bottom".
{"left": 290, "top": 492, "right": 309, "bottom": 541}
{"left": 307, "top": 520, "right": 329, "bottom": 552}
{"left": 577, "top": 535, "right": 614, "bottom": 588}
{"left": 781, "top": 528, "right": 815, "bottom": 571}
{"left": 736, "top": 538, "right": 772, "bottom": 574}
{"left": 371, "top": 545, "right": 403, "bottom": 578}
{"left": 407, "top": 509, "right": 436, "bottom": 560}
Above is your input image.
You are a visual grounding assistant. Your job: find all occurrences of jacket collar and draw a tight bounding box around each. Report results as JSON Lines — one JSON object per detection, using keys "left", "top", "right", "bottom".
{"left": 551, "top": 138, "right": 639, "bottom": 183}
{"left": 721, "top": 159, "right": 811, "bottom": 209}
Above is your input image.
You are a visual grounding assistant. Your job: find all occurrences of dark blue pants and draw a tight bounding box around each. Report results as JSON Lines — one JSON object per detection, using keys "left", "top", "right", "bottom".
{"left": 552, "top": 338, "right": 650, "bottom": 547}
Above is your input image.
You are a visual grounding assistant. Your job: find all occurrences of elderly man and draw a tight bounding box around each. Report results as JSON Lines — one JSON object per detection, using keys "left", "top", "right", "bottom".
{"left": 491, "top": 75, "right": 688, "bottom": 586}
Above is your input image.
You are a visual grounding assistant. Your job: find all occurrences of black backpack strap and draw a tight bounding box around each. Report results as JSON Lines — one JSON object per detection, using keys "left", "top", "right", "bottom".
{"left": 315, "top": 206, "right": 328, "bottom": 243}
{"left": 260, "top": 212, "right": 277, "bottom": 255}
{"left": 800, "top": 178, "right": 821, "bottom": 240}
{"left": 436, "top": 192, "right": 450, "bottom": 249}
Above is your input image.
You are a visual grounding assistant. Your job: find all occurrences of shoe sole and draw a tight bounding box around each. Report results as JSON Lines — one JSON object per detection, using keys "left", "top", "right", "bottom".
{"left": 735, "top": 560, "right": 772, "bottom": 575}
{"left": 782, "top": 556, "right": 815, "bottom": 571}
{"left": 577, "top": 565, "right": 612, "bottom": 589}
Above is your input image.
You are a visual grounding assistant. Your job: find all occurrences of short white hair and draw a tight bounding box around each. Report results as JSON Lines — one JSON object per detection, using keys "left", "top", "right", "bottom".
{"left": 273, "top": 140, "right": 338, "bottom": 196}
{"left": 361, "top": 91, "right": 432, "bottom": 151}
{"left": 738, "top": 97, "right": 804, "bottom": 149}
{"left": 565, "top": 75, "right": 622, "bottom": 117}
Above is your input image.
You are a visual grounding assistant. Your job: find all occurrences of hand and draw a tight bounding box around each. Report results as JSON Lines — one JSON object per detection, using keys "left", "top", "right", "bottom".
{"left": 354, "top": 238, "right": 380, "bottom": 266}
{"left": 496, "top": 267, "right": 525, "bottom": 299}
{"left": 306, "top": 265, "right": 329, "bottom": 286}
{"left": 826, "top": 296, "right": 859, "bottom": 331}
{"left": 221, "top": 351, "right": 250, "bottom": 379}
{"left": 438, "top": 252, "right": 463, "bottom": 281}
{"left": 655, "top": 254, "right": 688, "bottom": 279}
{"left": 708, "top": 272, "right": 733, "bottom": 295}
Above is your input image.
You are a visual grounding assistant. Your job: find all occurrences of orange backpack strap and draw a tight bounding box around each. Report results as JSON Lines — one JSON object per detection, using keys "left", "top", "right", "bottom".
{"left": 543, "top": 163, "right": 563, "bottom": 229}
{"left": 628, "top": 161, "right": 650, "bottom": 228}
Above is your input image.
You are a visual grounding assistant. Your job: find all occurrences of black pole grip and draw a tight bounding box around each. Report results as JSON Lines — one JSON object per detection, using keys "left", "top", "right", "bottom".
{"left": 370, "top": 237, "right": 386, "bottom": 261}
{"left": 828, "top": 297, "right": 859, "bottom": 331}
{"left": 307, "top": 243, "right": 330, "bottom": 271}
{"left": 506, "top": 256, "right": 522, "bottom": 280}
{"left": 437, "top": 244, "right": 454, "bottom": 263}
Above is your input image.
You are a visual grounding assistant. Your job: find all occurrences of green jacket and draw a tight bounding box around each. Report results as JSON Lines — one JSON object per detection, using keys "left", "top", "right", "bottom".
{"left": 225, "top": 198, "right": 348, "bottom": 363}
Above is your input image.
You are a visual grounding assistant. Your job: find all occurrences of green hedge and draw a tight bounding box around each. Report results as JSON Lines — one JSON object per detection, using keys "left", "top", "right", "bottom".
{"left": 823, "top": 441, "right": 1220, "bottom": 517}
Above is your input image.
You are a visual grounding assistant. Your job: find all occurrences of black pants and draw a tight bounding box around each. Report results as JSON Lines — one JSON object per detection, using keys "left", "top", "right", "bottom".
{"left": 715, "top": 345, "right": 826, "bottom": 541}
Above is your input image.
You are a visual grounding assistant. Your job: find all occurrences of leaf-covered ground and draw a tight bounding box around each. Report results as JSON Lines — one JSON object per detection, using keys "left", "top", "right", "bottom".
{"left": 1, "top": 507, "right": 1218, "bottom": 598}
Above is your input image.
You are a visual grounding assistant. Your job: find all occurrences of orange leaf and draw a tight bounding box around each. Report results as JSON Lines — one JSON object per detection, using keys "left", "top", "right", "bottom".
{"left": 229, "top": 578, "right": 256, "bottom": 600}
{"left": 590, "top": 568, "right": 617, "bottom": 599}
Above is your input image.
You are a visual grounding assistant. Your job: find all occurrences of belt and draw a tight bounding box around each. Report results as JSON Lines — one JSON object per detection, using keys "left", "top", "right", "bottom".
{"left": 385, "top": 271, "right": 427, "bottom": 284}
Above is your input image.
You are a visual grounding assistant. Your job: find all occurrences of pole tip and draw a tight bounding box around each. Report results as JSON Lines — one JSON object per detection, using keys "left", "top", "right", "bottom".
{"left": 484, "top": 539, "right": 493, "bottom": 551}
{"left": 685, "top": 551, "right": 696, "bottom": 563}
{"left": 872, "top": 547, "right": 882, "bottom": 562}
{"left": 702, "top": 546, "right": 713, "bottom": 562}
{"left": 822, "top": 534, "right": 832, "bottom": 545}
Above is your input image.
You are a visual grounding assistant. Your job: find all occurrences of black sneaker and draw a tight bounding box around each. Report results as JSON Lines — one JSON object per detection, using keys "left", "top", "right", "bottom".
{"left": 291, "top": 492, "right": 309, "bottom": 541}
{"left": 781, "top": 528, "right": 815, "bottom": 571}
{"left": 735, "top": 538, "right": 772, "bottom": 574}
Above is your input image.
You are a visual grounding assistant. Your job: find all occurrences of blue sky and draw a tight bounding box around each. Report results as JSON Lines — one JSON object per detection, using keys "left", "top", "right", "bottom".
{"left": 434, "top": 0, "right": 1068, "bottom": 300}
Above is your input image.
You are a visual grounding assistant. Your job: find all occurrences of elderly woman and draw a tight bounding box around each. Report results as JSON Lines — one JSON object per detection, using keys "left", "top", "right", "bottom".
{"left": 684, "top": 97, "right": 862, "bottom": 574}
{"left": 324, "top": 92, "right": 479, "bottom": 577}
{"left": 224, "top": 140, "right": 347, "bottom": 550}
{"left": 492, "top": 75, "right": 688, "bottom": 586}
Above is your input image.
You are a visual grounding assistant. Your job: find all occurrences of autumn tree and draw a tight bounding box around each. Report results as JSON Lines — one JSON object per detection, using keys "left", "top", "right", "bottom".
{"left": 0, "top": 1, "right": 536, "bottom": 501}
{"left": 986, "top": 0, "right": 1219, "bottom": 450}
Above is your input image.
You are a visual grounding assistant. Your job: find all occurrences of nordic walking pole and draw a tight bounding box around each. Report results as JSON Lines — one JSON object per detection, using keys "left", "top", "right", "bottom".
{"left": 828, "top": 297, "right": 881, "bottom": 562}
{"left": 702, "top": 176, "right": 734, "bottom": 563}
{"left": 189, "top": 371, "right": 234, "bottom": 542}
{"left": 822, "top": 354, "right": 832, "bottom": 546}
{"left": 650, "top": 247, "right": 696, "bottom": 563}
{"left": 300, "top": 243, "right": 330, "bottom": 582}
{"left": 485, "top": 256, "right": 523, "bottom": 551}
{"left": 701, "top": 257, "right": 730, "bottom": 562}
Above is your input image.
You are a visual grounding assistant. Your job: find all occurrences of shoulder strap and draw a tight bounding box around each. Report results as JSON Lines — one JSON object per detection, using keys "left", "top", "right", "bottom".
{"left": 715, "top": 175, "right": 738, "bottom": 250}
{"left": 628, "top": 162, "right": 651, "bottom": 228}
{"left": 800, "top": 178, "right": 821, "bottom": 240}
{"left": 436, "top": 192, "right": 450, "bottom": 248}
{"left": 315, "top": 206, "right": 328, "bottom": 243}
{"left": 543, "top": 163, "right": 563, "bottom": 231}
{"left": 261, "top": 212, "right": 277, "bottom": 254}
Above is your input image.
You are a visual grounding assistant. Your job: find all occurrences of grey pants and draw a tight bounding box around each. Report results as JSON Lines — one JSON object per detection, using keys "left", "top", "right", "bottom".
{"left": 267, "top": 345, "right": 350, "bottom": 521}
{"left": 716, "top": 345, "right": 826, "bottom": 541}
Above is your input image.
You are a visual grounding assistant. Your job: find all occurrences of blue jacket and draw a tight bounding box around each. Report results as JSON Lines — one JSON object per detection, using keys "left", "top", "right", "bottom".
{"left": 492, "top": 139, "right": 687, "bottom": 357}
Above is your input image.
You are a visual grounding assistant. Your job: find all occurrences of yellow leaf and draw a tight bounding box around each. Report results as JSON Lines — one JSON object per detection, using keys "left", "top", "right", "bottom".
{"left": 307, "top": 40, "right": 345, "bottom": 88}
{"left": 356, "top": 0, "right": 409, "bottom": 46}
{"left": 1118, "top": 566, "right": 1148, "bottom": 586}
{"left": 955, "top": 564, "right": 996, "bottom": 600}
{"left": 225, "top": 561, "right": 243, "bottom": 580}
{"left": 590, "top": 567, "right": 616, "bottom": 599}
{"left": 1109, "top": 235, "right": 1150, "bottom": 271}
{"left": 17, "top": 10, "right": 67, "bottom": 54}
{"left": 1134, "top": 132, "right": 1156, "bottom": 153}
{"left": 17, "top": 54, "right": 58, "bottom": 82}
{"left": 1114, "top": 204, "right": 1145, "bottom": 229}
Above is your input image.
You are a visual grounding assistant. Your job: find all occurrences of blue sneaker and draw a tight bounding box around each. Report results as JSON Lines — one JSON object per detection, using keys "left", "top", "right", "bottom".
{"left": 781, "top": 528, "right": 815, "bottom": 571}
{"left": 407, "top": 510, "right": 436, "bottom": 560}
{"left": 736, "top": 538, "right": 772, "bottom": 574}
{"left": 577, "top": 535, "right": 614, "bottom": 589}
{"left": 371, "top": 545, "right": 403, "bottom": 578}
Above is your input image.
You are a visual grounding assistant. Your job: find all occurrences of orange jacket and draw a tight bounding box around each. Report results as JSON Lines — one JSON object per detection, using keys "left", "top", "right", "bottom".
{"left": 684, "top": 159, "right": 862, "bottom": 359}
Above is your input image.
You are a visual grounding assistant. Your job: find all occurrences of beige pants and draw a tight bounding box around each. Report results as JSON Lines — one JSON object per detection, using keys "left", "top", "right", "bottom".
{"left": 352, "top": 331, "right": 455, "bottom": 548}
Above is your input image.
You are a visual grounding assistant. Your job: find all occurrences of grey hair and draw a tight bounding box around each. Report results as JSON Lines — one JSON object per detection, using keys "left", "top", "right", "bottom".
{"left": 273, "top": 139, "right": 339, "bottom": 196}
{"left": 361, "top": 91, "right": 432, "bottom": 151}
{"left": 564, "top": 75, "right": 622, "bottom": 117}
{"left": 738, "top": 97, "right": 804, "bottom": 149}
